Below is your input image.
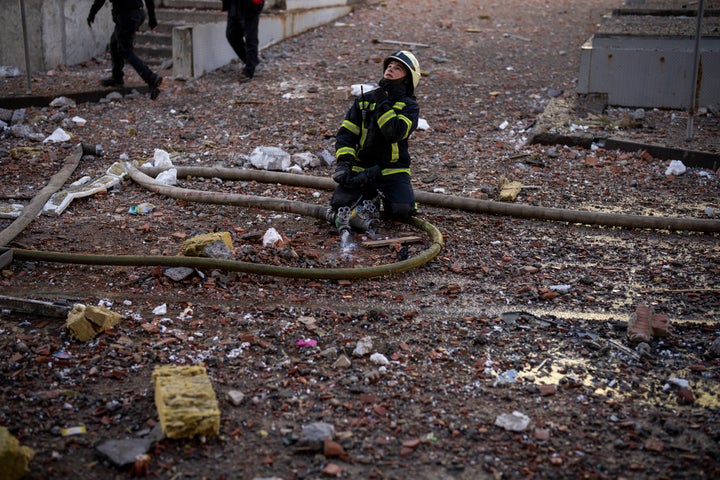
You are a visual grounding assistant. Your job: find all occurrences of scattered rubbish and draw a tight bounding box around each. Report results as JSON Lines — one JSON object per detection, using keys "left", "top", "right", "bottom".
{"left": 152, "top": 304, "right": 167, "bottom": 316}
{"left": 152, "top": 365, "right": 220, "bottom": 439}
{"left": 52, "top": 351, "right": 73, "bottom": 360}
{"left": 43, "top": 162, "right": 127, "bottom": 216}
{"left": 0, "top": 65, "right": 22, "bottom": 77}
{"left": 49, "top": 96, "right": 76, "bottom": 108}
{"left": 665, "top": 160, "right": 687, "bottom": 176}
{"left": 227, "top": 390, "right": 246, "bottom": 406}
{"left": 163, "top": 267, "right": 195, "bottom": 282}
{"left": 249, "top": 146, "right": 291, "bottom": 171}
{"left": 0, "top": 203, "right": 25, "bottom": 219}
{"left": 81, "top": 143, "right": 103, "bottom": 156}
{"left": 128, "top": 202, "right": 155, "bottom": 215}
{"left": 353, "top": 336, "right": 373, "bottom": 357}
{"left": 96, "top": 438, "right": 153, "bottom": 467}
{"left": 262, "top": 227, "right": 284, "bottom": 248}
{"left": 498, "top": 120, "right": 509, "bottom": 130}
{"left": 495, "top": 411, "right": 531, "bottom": 432}
{"left": 499, "top": 177, "right": 522, "bottom": 201}
{"left": 417, "top": 118, "right": 430, "bottom": 130}
{"left": 370, "top": 352, "right": 390, "bottom": 366}
{"left": 151, "top": 148, "right": 173, "bottom": 169}
{"left": 295, "top": 338, "right": 317, "bottom": 347}
{"left": 549, "top": 284, "right": 572, "bottom": 294}
{"left": 0, "top": 426, "right": 35, "bottom": 479}
{"left": 332, "top": 354, "right": 351, "bottom": 368}
{"left": 155, "top": 168, "right": 178, "bottom": 186}
{"left": 296, "top": 422, "right": 336, "bottom": 453}
{"left": 60, "top": 425, "right": 87, "bottom": 436}
{"left": 496, "top": 369, "right": 519, "bottom": 384}
{"left": 627, "top": 305, "right": 670, "bottom": 343}
{"left": 43, "top": 127, "right": 71, "bottom": 143}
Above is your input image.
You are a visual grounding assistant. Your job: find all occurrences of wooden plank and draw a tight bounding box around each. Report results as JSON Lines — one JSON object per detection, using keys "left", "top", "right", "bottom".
{"left": 0, "top": 295, "right": 71, "bottom": 318}
{"left": 361, "top": 236, "right": 423, "bottom": 248}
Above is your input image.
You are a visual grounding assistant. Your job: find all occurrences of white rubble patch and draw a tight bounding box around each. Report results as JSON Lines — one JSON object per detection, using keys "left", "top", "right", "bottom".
{"left": 152, "top": 148, "right": 174, "bottom": 169}
{"left": 155, "top": 168, "right": 178, "bottom": 186}
{"left": 0, "top": 203, "right": 25, "bottom": 219}
{"left": 665, "top": 160, "right": 687, "bottom": 176}
{"left": 292, "top": 152, "right": 322, "bottom": 168}
{"left": 250, "top": 146, "right": 291, "bottom": 171}
{"left": 43, "top": 127, "right": 71, "bottom": 143}
{"left": 42, "top": 162, "right": 127, "bottom": 216}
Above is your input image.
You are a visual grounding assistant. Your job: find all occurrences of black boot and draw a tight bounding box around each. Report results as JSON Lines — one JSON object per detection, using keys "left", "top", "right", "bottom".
{"left": 148, "top": 75, "right": 162, "bottom": 100}
{"left": 100, "top": 76, "right": 124, "bottom": 87}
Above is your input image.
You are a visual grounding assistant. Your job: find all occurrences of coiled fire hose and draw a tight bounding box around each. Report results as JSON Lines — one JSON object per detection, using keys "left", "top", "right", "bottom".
{"left": 4, "top": 144, "right": 720, "bottom": 280}
{"left": 4, "top": 147, "right": 444, "bottom": 279}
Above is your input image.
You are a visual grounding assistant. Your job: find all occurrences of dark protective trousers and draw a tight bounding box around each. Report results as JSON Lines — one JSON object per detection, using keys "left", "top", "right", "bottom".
{"left": 225, "top": 2, "right": 261, "bottom": 76}
{"left": 330, "top": 172, "right": 416, "bottom": 220}
{"left": 110, "top": 9, "right": 155, "bottom": 85}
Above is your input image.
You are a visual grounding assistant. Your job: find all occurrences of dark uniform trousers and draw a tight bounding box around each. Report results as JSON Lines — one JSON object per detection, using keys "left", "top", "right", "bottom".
{"left": 110, "top": 9, "right": 155, "bottom": 84}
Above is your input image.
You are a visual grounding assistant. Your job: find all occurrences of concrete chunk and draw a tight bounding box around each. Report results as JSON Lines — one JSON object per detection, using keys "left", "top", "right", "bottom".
{"left": 0, "top": 427, "right": 35, "bottom": 480}
{"left": 152, "top": 365, "right": 220, "bottom": 439}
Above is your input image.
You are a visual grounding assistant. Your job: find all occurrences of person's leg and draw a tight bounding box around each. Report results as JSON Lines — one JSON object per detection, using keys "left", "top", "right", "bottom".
{"left": 103, "top": 22, "right": 125, "bottom": 85}
{"left": 114, "top": 11, "right": 150, "bottom": 82}
{"left": 115, "top": 10, "right": 161, "bottom": 98}
{"left": 378, "top": 173, "right": 416, "bottom": 220}
{"left": 225, "top": 3, "right": 247, "bottom": 64}
{"left": 242, "top": 12, "right": 261, "bottom": 77}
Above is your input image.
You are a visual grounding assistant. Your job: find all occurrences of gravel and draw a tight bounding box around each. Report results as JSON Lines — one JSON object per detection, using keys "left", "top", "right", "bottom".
{"left": 1, "top": 0, "right": 719, "bottom": 479}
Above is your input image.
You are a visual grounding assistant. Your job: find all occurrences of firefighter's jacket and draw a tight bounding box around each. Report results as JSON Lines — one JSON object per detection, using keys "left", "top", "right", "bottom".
{"left": 335, "top": 88, "right": 419, "bottom": 176}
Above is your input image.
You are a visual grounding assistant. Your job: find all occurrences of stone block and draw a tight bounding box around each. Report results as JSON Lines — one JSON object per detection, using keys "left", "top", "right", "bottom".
{"left": 0, "top": 426, "right": 35, "bottom": 480}
{"left": 153, "top": 365, "right": 220, "bottom": 439}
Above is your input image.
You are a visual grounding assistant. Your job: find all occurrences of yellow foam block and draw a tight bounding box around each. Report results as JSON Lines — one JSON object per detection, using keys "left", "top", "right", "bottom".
{"left": 153, "top": 365, "right": 220, "bottom": 439}
{"left": 84, "top": 305, "right": 122, "bottom": 329}
{"left": 65, "top": 304, "right": 98, "bottom": 342}
{"left": 181, "top": 232, "right": 233, "bottom": 257}
{"left": 499, "top": 177, "right": 522, "bottom": 202}
{"left": 0, "top": 426, "right": 35, "bottom": 480}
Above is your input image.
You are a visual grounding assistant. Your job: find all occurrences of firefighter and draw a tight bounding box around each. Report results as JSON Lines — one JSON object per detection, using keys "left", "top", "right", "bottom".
{"left": 87, "top": 0, "right": 163, "bottom": 100}
{"left": 330, "top": 51, "right": 421, "bottom": 233}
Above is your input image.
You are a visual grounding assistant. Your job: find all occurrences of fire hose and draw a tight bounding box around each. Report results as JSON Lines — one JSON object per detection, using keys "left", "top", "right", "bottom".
{"left": 3, "top": 144, "right": 720, "bottom": 281}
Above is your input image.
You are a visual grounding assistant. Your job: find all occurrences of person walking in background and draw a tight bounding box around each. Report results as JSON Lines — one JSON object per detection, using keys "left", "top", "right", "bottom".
{"left": 87, "top": 0, "right": 163, "bottom": 100}
{"left": 222, "top": 0, "right": 265, "bottom": 83}
{"left": 330, "top": 51, "right": 422, "bottom": 234}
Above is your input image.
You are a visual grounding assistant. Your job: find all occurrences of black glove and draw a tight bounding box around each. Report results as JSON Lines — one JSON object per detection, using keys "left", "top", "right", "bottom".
{"left": 87, "top": 14, "right": 95, "bottom": 26}
{"left": 345, "top": 165, "right": 381, "bottom": 188}
{"left": 332, "top": 160, "right": 353, "bottom": 186}
{"left": 379, "top": 78, "right": 407, "bottom": 99}
{"left": 365, "top": 86, "right": 387, "bottom": 104}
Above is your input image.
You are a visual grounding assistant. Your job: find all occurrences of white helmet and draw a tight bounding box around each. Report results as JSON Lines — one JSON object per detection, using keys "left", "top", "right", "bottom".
{"left": 383, "top": 50, "right": 421, "bottom": 94}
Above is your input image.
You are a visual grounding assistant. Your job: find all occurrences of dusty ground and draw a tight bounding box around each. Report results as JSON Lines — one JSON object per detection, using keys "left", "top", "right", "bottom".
{"left": 1, "top": 0, "right": 720, "bottom": 479}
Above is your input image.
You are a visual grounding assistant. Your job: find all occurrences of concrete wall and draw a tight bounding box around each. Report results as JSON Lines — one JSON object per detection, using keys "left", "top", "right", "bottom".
{"left": 175, "top": 4, "right": 352, "bottom": 78}
{"left": 0, "top": 0, "right": 112, "bottom": 74}
{"left": 0, "top": 0, "right": 356, "bottom": 75}
{"left": 578, "top": 34, "right": 720, "bottom": 109}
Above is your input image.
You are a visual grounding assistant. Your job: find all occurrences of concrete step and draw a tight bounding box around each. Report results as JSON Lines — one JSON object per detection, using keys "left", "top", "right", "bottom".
{"left": 137, "top": 7, "right": 225, "bottom": 66}
{"left": 162, "top": 0, "right": 223, "bottom": 10}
